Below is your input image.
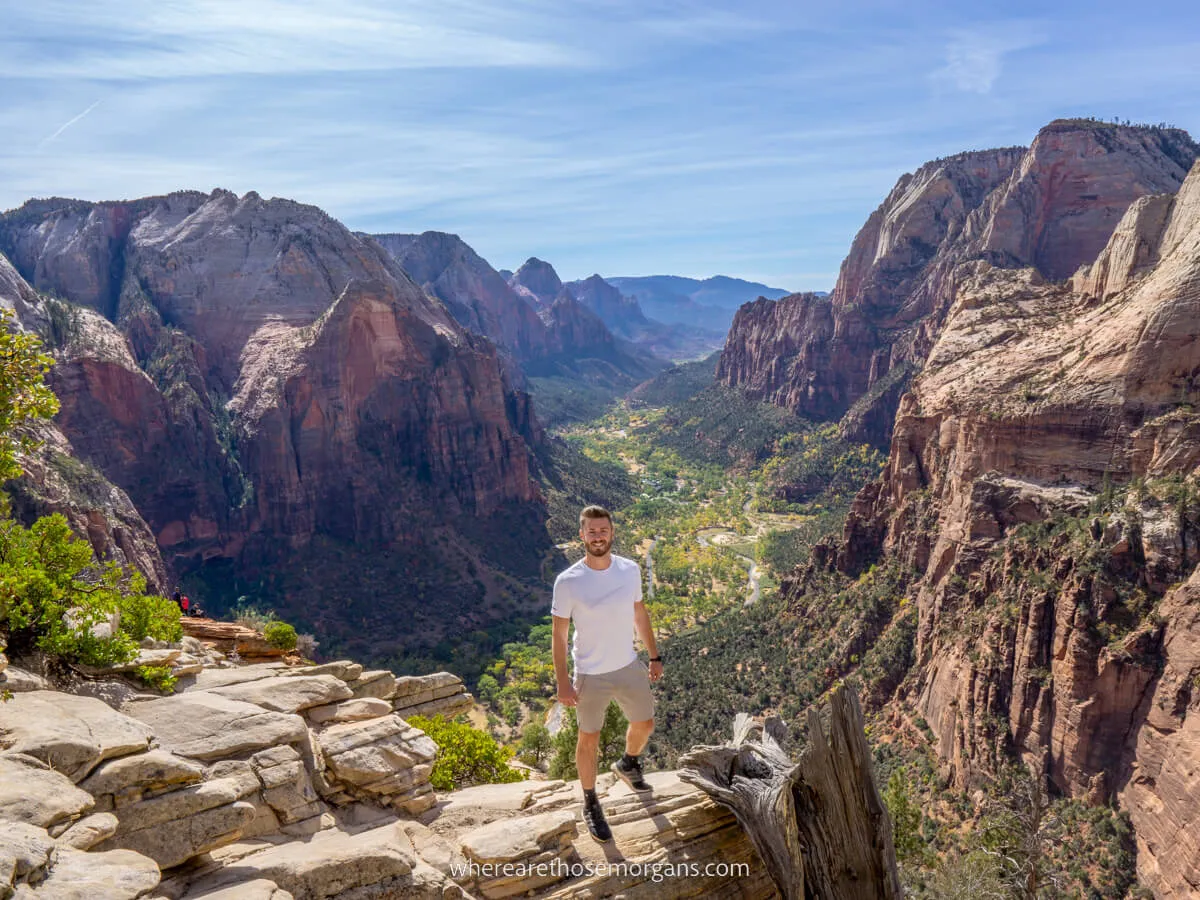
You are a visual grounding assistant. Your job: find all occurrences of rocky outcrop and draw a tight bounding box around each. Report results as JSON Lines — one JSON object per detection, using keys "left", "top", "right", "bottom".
{"left": 371, "top": 231, "right": 550, "bottom": 363}
{"left": 0, "top": 820, "right": 162, "bottom": 900}
{"left": 392, "top": 672, "right": 474, "bottom": 720}
{"left": 537, "top": 289, "right": 614, "bottom": 356}
{"left": 565, "top": 274, "right": 650, "bottom": 332}
{"left": 717, "top": 293, "right": 839, "bottom": 417}
{"left": 0, "top": 755, "right": 95, "bottom": 828}
{"left": 508, "top": 258, "right": 563, "bottom": 309}
{"left": 0, "top": 692, "right": 154, "bottom": 782}
{"left": 718, "top": 121, "right": 1199, "bottom": 447}
{"left": 1, "top": 642, "right": 785, "bottom": 899}
{"left": 315, "top": 714, "right": 438, "bottom": 814}
{"left": 801, "top": 156, "right": 1200, "bottom": 894}
{"left": 0, "top": 254, "right": 169, "bottom": 590}
{"left": 0, "top": 191, "right": 542, "bottom": 580}
{"left": 1120, "top": 567, "right": 1200, "bottom": 898}
{"left": 178, "top": 620, "right": 289, "bottom": 660}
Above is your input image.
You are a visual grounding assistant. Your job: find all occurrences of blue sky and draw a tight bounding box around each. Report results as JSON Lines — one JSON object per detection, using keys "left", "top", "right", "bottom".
{"left": 2, "top": 1, "right": 1198, "bottom": 290}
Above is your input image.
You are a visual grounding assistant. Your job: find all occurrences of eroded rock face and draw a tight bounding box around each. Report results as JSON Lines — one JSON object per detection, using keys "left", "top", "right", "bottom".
{"left": 0, "top": 191, "right": 542, "bottom": 578}
{"left": 124, "top": 692, "right": 309, "bottom": 762}
{"left": 1119, "top": 569, "right": 1200, "bottom": 899}
{"left": 0, "top": 693, "right": 153, "bottom": 783}
{"left": 718, "top": 121, "right": 1199, "bottom": 447}
{"left": 0, "top": 652, "right": 780, "bottom": 899}
{"left": 566, "top": 274, "right": 651, "bottom": 333}
{"left": 537, "top": 289, "right": 616, "bottom": 358}
{"left": 372, "top": 231, "right": 550, "bottom": 362}
{"left": 812, "top": 158, "right": 1200, "bottom": 894}
{"left": 0, "top": 256, "right": 169, "bottom": 591}
{"left": 15, "top": 845, "right": 161, "bottom": 900}
{"left": 315, "top": 715, "right": 438, "bottom": 814}
{"left": 392, "top": 672, "right": 474, "bottom": 720}
{"left": 0, "top": 756, "right": 95, "bottom": 828}
{"left": 509, "top": 257, "right": 564, "bottom": 309}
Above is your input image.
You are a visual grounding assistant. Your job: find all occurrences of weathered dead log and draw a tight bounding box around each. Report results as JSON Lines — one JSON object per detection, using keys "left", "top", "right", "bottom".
{"left": 677, "top": 685, "right": 901, "bottom": 900}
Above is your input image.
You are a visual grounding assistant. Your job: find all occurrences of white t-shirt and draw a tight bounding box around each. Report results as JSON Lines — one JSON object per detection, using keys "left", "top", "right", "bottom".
{"left": 551, "top": 554, "right": 642, "bottom": 675}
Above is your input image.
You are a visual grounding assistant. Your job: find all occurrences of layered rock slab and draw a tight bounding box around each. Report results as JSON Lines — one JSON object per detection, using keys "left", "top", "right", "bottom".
{"left": 0, "top": 692, "right": 153, "bottom": 782}
{"left": 125, "top": 693, "right": 308, "bottom": 761}
{"left": 0, "top": 755, "right": 95, "bottom": 828}
{"left": 11, "top": 846, "right": 160, "bottom": 900}
{"left": 315, "top": 715, "right": 438, "bottom": 814}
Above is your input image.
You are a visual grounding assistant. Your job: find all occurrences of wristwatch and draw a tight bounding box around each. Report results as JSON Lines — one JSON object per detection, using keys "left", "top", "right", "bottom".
{"left": 649, "top": 655, "right": 663, "bottom": 663}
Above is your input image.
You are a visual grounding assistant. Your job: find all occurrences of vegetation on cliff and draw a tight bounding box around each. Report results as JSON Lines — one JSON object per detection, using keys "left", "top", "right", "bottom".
{"left": 0, "top": 310, "right": 181, "bottom": 674}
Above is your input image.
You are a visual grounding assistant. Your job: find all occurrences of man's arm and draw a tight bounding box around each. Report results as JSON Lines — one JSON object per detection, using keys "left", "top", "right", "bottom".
{"left": 635, "top": 601, "right": 663, "bottom": 683}
{"left": 552, "top": 615, "right": 578, "bottom": 705}
{"left": 633, "top": 600, "right": 658, "bottom": 660}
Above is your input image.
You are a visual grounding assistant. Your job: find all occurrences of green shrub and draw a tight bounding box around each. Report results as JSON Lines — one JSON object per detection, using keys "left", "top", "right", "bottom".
{"left": 233, "top": 603, "right": 274, "bottom": 632}
{"left": 0, "top": 514, "right": 140, "bottom": 667}
{"left": 0, "top": 307, "right": 60, "bottom": 481}
{"left": 407, "top": 714, "right": 524, "bottom": 790}
{"left": 263, "top": 620, "right": 298, "bottom": 650}
{"left": 518, "top": 721, "right": 552, "bottom": 767}
{"left": 135, "top": 664, "right": 177, "bottom": 693}
{"left": 884, "top": 770, "right": 927, "bottom": 865}
{"left": 548, "top": 703, "right": 629, "bottom": 780}
{"left": 118, "top": 593, "right": 183, "bottom": 643}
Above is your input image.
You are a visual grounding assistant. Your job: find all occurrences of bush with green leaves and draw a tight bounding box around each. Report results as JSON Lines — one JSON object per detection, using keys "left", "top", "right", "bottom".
{"left": 0, "top": 311, "right": 182, "bottom": 671}
{"left": 518, "top": 721, "right": 552, "bottom": 767}
{"left": 0, "top": 306, "right": 60, "bottom": 481}
{"left": 118, "top": 592, "right": 182, "bottom": 643}
{"left": 406, "top": 714, "right": 524, "bottom": 790}
{"left": 135, "top": 664, "right": 177, "bottom": 693}
{"left": 548, "top": 703, "right": 629, "bottom": 780}
{"left": 263, "top": 620, "right": 298, "bottom": 650}
{"left": 883, "top": 769, "right": 928, "bottom": 866}
{"left": 232, "top": 603, "right": 274, "bottom": 632}
{"left": 0, "top": 513, "right": 144, "bottom": 666}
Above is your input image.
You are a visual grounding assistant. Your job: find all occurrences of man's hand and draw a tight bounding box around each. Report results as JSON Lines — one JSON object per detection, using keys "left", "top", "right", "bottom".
{"left": 557, "top": 682, "right": 578, "bottom": 707}
{"left": 648, "top": 660, "right": 663, "bottom": 682}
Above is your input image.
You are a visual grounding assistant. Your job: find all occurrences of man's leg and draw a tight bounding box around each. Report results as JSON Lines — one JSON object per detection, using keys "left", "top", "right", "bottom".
{"left": 610, "top": 661, "right": 656, "bottom": 791}
{"left": 625, "top": 718, "right": 654, "bottom": 756}
{"left": 575, "top": 680, "right": 614, "bottom": 842}
{"left": 576, "top": 728, "right": 600, "bottom": 790}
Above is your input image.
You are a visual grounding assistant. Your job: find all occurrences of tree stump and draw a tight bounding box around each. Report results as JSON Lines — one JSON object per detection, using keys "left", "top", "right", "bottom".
{"left": 677, "top": 685, "right": 901, "bottom": 900}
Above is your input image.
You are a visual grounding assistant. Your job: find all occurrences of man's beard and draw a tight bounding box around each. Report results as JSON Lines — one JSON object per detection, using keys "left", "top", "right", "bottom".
{"left": 585, "top": 539, "right": 611, "bottom": 557}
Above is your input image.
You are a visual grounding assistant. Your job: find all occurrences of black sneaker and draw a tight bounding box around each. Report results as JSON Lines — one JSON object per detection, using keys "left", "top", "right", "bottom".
{"left": 611, "top": 757, "right": 651, "bottom": 791}
{"left": 582, "top": 798, "right": 612, "bottom": 842}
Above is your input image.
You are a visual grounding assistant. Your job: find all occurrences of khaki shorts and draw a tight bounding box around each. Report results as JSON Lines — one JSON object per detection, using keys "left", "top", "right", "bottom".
{"left": 573, "top": 659, "right": 655, "bottom": 733}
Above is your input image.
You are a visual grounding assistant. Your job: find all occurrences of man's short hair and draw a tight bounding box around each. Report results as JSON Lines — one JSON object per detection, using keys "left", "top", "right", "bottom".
{"left": 579, "top": 504, "right": 613, "bottom": 528}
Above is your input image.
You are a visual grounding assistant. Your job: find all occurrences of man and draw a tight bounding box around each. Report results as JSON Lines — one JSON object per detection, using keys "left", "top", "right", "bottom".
{"left": 552, "top": 504, "right": 664, "bottom": 842}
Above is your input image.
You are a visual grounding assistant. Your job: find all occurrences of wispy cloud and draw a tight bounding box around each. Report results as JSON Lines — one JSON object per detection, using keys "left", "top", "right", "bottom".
{"left": 1, "top": 2, "right": 1198, "bottom": 287}
{"left": 36, "top": 99, "right": 101, "bottom": 148}
{"left": 935, "top": 23, "right": 1048, "bottom": 94}
{"left": 0, "top": 0, "right": 581, "bottom": 79}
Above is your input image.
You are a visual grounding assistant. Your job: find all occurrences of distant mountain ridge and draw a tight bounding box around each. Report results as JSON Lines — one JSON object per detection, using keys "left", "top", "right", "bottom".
{"left": 605, "top": 274, "right": 796, "bottom": 332}
{"left": 0, "top": 191, "right": 547, "bottom": 660}
{"left": 717, "top": 119, "right": 1199, "bottom": 447}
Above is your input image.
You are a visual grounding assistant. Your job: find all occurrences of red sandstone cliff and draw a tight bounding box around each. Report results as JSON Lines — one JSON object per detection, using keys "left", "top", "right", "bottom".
{"left": 809, "top": 155, "right": 1200, "bottom": 896}
{"left": 0, "top": 191, "right": 542, "bottom": 573}
{"left": 718, "top": 121, "right": 1198, "bottom": 447}
{"left": 371, "top": 231, "right": 550, "bottom": 363}
{"left": 0, "top": 254, "right": 168, "bottom": 590}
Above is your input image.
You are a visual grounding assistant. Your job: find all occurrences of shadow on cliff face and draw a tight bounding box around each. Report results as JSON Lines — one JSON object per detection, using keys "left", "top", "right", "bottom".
{"left": 181, "top": 499, "right": 555, "bottom": 675}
